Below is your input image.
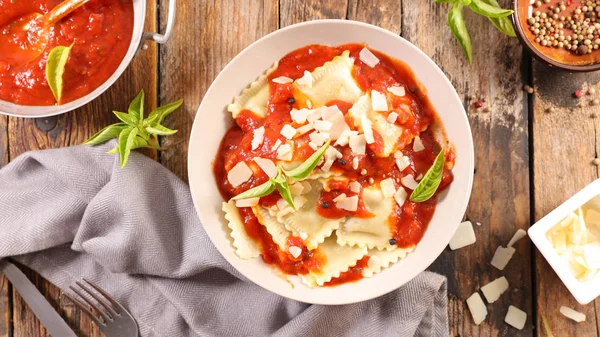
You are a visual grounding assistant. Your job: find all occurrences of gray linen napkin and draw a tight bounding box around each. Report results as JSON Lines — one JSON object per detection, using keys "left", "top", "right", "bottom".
{"left": 0, "top": 141, "right": 449, "bottom": 337}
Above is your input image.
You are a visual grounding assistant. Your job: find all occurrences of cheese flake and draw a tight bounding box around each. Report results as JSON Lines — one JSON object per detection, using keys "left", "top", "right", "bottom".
{"left": 235, "top": 197, "right": 259, "bottom": 208}
{"left": 277, "top": 198, "right": 290, "bottom": 211}
{"left": 387, "top": 86, "right": 406, "bottom": 97}
{"left": 277, "top": 143, "right": 293, "bottom": 161}
{"left": 507, "top": 228, "right": 528, "bottom": 247}
{"left": 481, "top": 276, "right": 509, "bottom": 303}
{"left": 395, "top": 155, "right": 411, "bottom": 171}
{"left": 227, "top": 162, "right": 253, "bottom": 188}
{"left": 401, "top": 174, "right": 419, "bottom": 190}
{"left": 333, "top": 193, "right": 347, "bottom": 202}
{"left": 290, "top": 183, "right": 304, "bottom": 196}
{"left": 466, "top": 293, "right": 488, "bottom": 325}
{"left": 272, "top": 76, "right": 293, "bottom": 84}
{"left": 291, "top": 108, "right": 313, "bottom": 124}
{"left": 371, "top": 90, "right": 389, "bottom": 111}
{"left": 280, "top": 124, "right": 297, "bottom": 139}
{"left": 296, "top": 70, "right": 313, "bottom": 87}
{"left": 251, "top": 126, "right": 265, "bottom": 150}
{"left": 560, "top": 306, "right": 586, "bottom": 323}
{"left": 253, "top": 157, "right": 277, "bottom": 178}
{"left": 321, "top": 105, "right": 342, "bottom": 120}
{"left": 335, "top": 130, "right": 359, "bottom": 146}
{"left": 380, "top": 178, "right": 397, "bottom": 198}
{"left": 336, "top": 195, "right": 359, "bottom": 212}
{"left": 449, "top": 221, "right": 477, "bottom": 250}
{"left": 359, "top": 47, "right": 380, "bottom": 68}
{"left": 352, "top": 157, "right": 359, "bottom": 170}
{"left": 349, "top": 181, "right": 361, "bottom": 193}
{"left": 367, "top": 255, "right": 381, "bottom": 269}
{"left": 272, "top": 139, "right": 282, "bottom": 151}
{"left": 299, "top": 231, "right": 309, "bottom": 240}
{"left": 314, "top": 120, "right": 333, "bottom": 132}
{"left": 349, "top": 134, "right": 367, "bottom": 155}
{"left": 296, "top": 123, "right": 315, "bottom": 136}
{"left": 300, "top": 181, "right": 312, "bottom": 194}
{"left": 387, "top": 112, "right": 399, "bottom": 123}
{"left": 394, "top": 188, "right": 407, "bottom": 207}
{"left": 361, "top": 116, "right": 375, "bottom": 144}
{"left": 505, "top": 305, "right": 527, "bottom": 330}
{"left": 322, "top": 159, "right": 334, "bottom": 172}
{"left": 413, "top": 136, "right": 425, "bottom": 152}
{"left": 326, "top": 112, "right": 351, "bottom": 140}
{"left": 309, "top": 132, "right": 330, "bottom": 147}
{"left": 325, "top": 146, "right": 343, "bottom": 160}
{"left": 288, "top": 246, "right": 303, "bottom": 258}
{"left": 491, "top": 246, "right": 517, "bottom": 270}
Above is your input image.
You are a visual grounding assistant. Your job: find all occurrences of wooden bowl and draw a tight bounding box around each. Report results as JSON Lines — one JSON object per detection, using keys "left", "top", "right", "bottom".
{"left": 513, "top": 0, "right": 600, "bottom": 72}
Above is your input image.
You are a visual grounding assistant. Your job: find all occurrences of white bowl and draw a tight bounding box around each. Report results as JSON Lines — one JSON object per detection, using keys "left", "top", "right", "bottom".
{"left": 528, "top": 179, "right": 600, "bottom": 305}
{"left": 188, "top": 20, "right": 474, "bottom": 305}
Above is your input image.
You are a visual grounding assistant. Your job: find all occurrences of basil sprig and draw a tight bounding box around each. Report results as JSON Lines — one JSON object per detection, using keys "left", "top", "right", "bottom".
{"left": 409, "top": 149, "right": 446, "bottom": 202}
{"left": 46, "top": 44, "right": 74, "bottom": 103}
{"left": 231, "top": 140, "right": 331, "bottom": 209}
{"left": 435, "top": 0, "right": 514, "bottom": 63}
{"left": 85, "top": 90, "right": 183, "bottom": 168}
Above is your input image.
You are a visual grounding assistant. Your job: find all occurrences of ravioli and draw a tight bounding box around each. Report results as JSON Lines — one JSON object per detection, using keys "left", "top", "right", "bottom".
{"left": 293, "top": 50, "right": 364, "bottom": 107}
{"left": 253, "top": 206, "right": 293, "bottom": 250}
{"left": 228, "top": 62, "right": 279, "bottom": 118}
{"left": 336, "top": 186, "right": 396, "bottom": 251}
{"left": 362, "top": 246, "right": 415, "bottom": 278}
{"left": 223, "top": 201, "right": 261, "bottom": 259}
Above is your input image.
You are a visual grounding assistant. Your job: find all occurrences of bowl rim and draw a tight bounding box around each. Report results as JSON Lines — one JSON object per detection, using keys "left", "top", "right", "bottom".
{"left": 187, "top": 19, "right": 475, "bottom": 304}
{"left": 512, "top": 1, "right": 600, "bottom": 72}
{"left": 0, "top": 0, "right": 146, "bottom": 118}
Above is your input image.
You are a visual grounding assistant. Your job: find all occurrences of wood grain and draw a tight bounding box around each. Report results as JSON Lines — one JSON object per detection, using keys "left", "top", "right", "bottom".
{"left": 279, "top": 0, "right": 347, "bottom": 26}
{"left": 158, "top": 0, "right": 279, "bottom": 181}
{"left": 347, "top": 0, "right": 401, "bottom": 33}
{"left": 402, "top": 1, "right": 533, "bottom": 336}
{"left": 0, "top": 115, "right": 9, "bottom": 337}
{"left": 532, "top": 64, "right": 600, "bottom": 337}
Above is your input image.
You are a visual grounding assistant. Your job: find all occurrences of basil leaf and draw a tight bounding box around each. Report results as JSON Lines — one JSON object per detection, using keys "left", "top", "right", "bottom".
{"left": 147, "top": 99, "right": 184, "bottom": 125}
{"left": 84, "top": 123, "right": 127, "bottom": 145}
{"left": 118, "top": 127, "right": 138, "bottom": 168}
{"left": 231, "top": 180, "right": 276, "bottom": 200}
{"left": 146, "top": 124, "right": 177, "bottom": 136}
{"left": 448, "top": 3, "right": 473, "bottom": 63}
{"left": 274, "top": 178, "right": 295, "bottom": 210}
{"left": 469, "top": 0, "right": 513, "bottom": 18}
{"left": 106, "top": 146, "right": 119, "bottom": 154}
{"left": 284, "top": 140, "right": 331, "bottom": 180}
{"left": 482, "top": 0, "right": 516, "bottom": 36}
{"left": 128, "top": 90, "right": 144, "bottom": 123}
{"left": 113, "top": 111, "right": 138, "bottom": 126}
{"left": 45, "top": 44, "right": 73, "bottom": 103}
{"left": 410, "top": 149, "right": 446, "bottom": 202}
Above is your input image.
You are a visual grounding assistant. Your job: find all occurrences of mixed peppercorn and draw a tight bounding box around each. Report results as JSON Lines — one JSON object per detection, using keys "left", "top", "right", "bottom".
{"left": 527, "top": 0, "right": 600, "bottom": 55}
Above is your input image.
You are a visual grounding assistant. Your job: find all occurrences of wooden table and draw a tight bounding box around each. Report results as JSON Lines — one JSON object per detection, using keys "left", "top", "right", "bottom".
{"left": 0, "top": 0, "right": 599, "bottom": 336}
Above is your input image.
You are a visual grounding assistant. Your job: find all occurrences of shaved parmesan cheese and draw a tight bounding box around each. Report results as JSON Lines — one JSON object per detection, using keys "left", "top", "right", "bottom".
{"left": 235, "top": 197, "right": 259, "bottom": 208}
{"left": 352, "top": 157, "right": 359, "bottom": 170}
{"left": 349, "top": 134, "right": 367, "bottom": 155}
{"left": 491, "top": 246, "right": 516, "bottom": 270}
{"left": 380, "top": 178, "right": 397, "bottom": 198}
{"left": 387, "top": 86, "right": 406, "bottom": 97}
{"left": 326, "top": 112, "right": 351, "bottom": 140}
{"left": 309, "top": 132, "right": 330, "bottom": 146}
{"left": 560, "top": 306, "right": 586, "bottom": 322}
{"left": 253, "top": 157, "right": 277, "bottom": 178}
{"left": 359, "top": 47, "right": 380, "bottom": 68}
{"left": 387, "top": 112, "right": 399, "bottom": 123}
{"left": 299, "top": 231, "right": 308, "bottom": 240}
{"left": 481, "top": 277, "right": 509, "bottom": 303}
{"left": 306, "top": 100, "right": 313, "bottom": 109}
{"left": 396, "top": 155, "right": 411, "bottom": 171}
{"left": 296, "top": 70, "right": 313, "bottom": 87}
{"left": 251, "top": 126, "right": 265, "bottom": 150}
{"left": 416, "top": 173, "right": 423, "bottom": 181}
{"left": 289, "top": 246, "right": 302, "bottom": 258}
{"left": 280, "top": 124, "right": 297, "bottom": 139}
{"left": 314, "top": 120, "right": 333, "bottom": 131}
{"left": 367, "top": 255, "right": 381, "bottom": 269}
{"left": 583, "top": 242, "right": 600, "bottom": 269}
{"left": 336, "top": 195, "right": 359, "bottom": 212}
{"left": 272, "top": 76, "right": 293, "bottom": 84}
{"left": 277, "top": 198, "right": 289, "bottom": 211}
{"left": 335, "top": 130, "right": 359, "bottom": 146}
{"left": 466, "top": 293, "right": 487, "bottom": 325}
{"left": 296, "top": 123, "right": 315, "bottom": 136}
{"left": 227, "top": 162, "right": 253, "bottom": 188}
{"left": 401, "top": 174, "right": 419, "bottom": 190}
{"left": 333, "top": 193, "right": 347, "bottom": 203}
{"left": 300, "top": 181, "right": 312, "bottom": 194}
{"left": 394, "top": 187, "right": 407, "bottom": 206}
{"left": 586, "top": 209, "right": 600, "bottom": 225}
{"left": 291, "top": 108, "right": 313, "bottom": 124}
{"left": 277, "top": 144, "right": 293, "bottom": 161}
{"left": 449, "top": 221, "right": 476, "bottom": 250}
{"left": 322, "top": 159, "right": 334, "bottom": 172}
{"left": 505, "top": 305, "right": 527, "bottom": 330}
{"left": 325, "top": 146, "right": 343, "bottom": 160}
{"left": 349, "top": 181, "right": 361, "bottom": 193}
{"left": 371, "top": 90, "right": 388, "bottom": 111}
{"left": 272, "top": 139, "right": 282, "bottom": 151}
{"left": 321, "top": 105, "right": 341, "bottom": 120}
{"left": 290, "top": 183, "right": 304, "bottom": 196}
{"left": 294, "top": 195, "right": 307, "bottom": 209}
{"left": 508, "top": 229, "right": 528, "bottom": 247}
{"left": 413, "top": 136, "right": 425, "bottom": 152}
{"left": 361, "top": 116, "right": 375, "bottom": 144}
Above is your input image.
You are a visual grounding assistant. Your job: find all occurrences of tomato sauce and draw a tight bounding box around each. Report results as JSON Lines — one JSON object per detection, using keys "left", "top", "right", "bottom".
{"left": 213, "top": 44, "right": 455, "bottom": 286}
{"left": 0, "top": 0, "right": 133, "bottom": 105}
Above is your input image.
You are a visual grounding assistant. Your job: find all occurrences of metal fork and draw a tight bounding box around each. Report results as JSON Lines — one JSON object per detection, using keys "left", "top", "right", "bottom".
{"left": 62, "top": 278, "right": 139, "bottom": 337}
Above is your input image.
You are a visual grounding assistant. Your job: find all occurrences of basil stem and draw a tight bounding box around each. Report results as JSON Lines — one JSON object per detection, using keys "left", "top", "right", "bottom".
{"left": 409, "top": 149, "right": 446, "bottom": 202}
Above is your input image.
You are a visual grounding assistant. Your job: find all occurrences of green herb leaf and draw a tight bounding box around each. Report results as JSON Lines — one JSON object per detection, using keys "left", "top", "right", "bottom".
{"left": 469, "top": 0, "right": 513, "bottom": 18}
{"left": 128, "top": 90, "right": 144, "bottom": 123}
{"left": 284, "top": 140, "right": 331, "bottom": 180}
{"left": 147, "top": 99, "right": 184, "bottom": 125}
{"left": 113, "top": 111, "right": 138, "bottom": 126}
{"left": 231, "top": 180, "right": 276, "bottom": 200}
{"left": 410, "top": 149, "right": 446, "bottom": 202}
{"left": 448, "top": 3, "right": 473, "bottom": 63}
{"left": 274, "top": 178, "right": 295, "bottom": 210}
{"left": 84, "top": 123, "right": 128, "bottom": 145}
{"left": 45, "top": 44, "right": 73, "bottom": 103}
{"left": 117, "top": 128, "right": 139, "bottom": 168}
{"left": 482, "top": 0, "right": 516, "bottom": 36}
{"left": 146, "top": 124, "right": 178, "bottom": 136}
{"left": 107, "top": 146, "right": 119, "bottom": 154}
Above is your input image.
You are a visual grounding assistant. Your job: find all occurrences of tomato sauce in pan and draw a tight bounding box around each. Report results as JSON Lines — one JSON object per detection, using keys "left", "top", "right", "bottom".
{"left": 213, "top": 44, "right": 455, "bottom": 285}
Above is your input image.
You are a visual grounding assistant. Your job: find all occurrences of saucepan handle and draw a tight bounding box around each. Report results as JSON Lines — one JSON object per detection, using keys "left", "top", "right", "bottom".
{"left": 142, "top": 0, "right": 176, "bottom": 44}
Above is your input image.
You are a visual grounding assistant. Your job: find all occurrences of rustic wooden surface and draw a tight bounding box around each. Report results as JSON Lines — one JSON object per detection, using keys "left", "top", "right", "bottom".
{"left": 0, "top": 0, "right": 598, "bottom": 336}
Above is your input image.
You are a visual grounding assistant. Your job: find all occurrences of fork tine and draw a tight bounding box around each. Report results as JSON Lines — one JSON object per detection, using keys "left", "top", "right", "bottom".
{"left": 75, "top": 280, "right": 118, "bottom": 317}
{"left": 70, "top": 285, "right": 112, "bottom": 322}
{"left": 62, "top": 292, "right": 105, "bottom": 327}
{"left": 82, "top": 278, "right": 125, "bottom": 315}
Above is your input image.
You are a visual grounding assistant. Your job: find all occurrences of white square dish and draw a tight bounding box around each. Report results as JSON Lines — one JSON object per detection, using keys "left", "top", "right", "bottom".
{"left": 528, "top": 179, "right": 600, "bottom": 305}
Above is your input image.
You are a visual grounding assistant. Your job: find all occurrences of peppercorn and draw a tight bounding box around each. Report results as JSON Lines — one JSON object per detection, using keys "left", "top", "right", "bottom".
{"left": 389, "top": 238, "right": 397, "bottom": 245}
{"left": 474, "top": 101, "right": 483, "bottom": 108}
{"left": 288, "top": 97, "right": 295, "bottom": 104}
{"left": 338, "top": 159, "right": 347, "bottom": 165}
{"left": 574, "top": 89, "right": 584, "bottom": 98}
{"left": 593, "top": 158, "right": 600, "bottom": 165}
{"left": 576, "top": 45, "right": 589, "bottom": 55}
{"left": 321, "top": 202, "right": 329, "bottom": 208}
